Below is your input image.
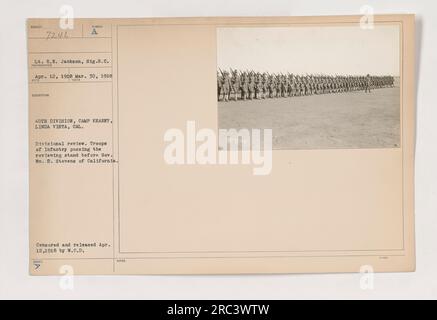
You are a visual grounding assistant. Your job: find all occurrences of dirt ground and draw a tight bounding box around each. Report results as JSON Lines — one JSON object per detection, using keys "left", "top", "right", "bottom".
{"left": 218, "top": 87, "right": 400, "bottom": 149}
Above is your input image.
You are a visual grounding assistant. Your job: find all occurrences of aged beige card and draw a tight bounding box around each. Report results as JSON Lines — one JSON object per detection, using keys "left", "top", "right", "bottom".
{"left": 28, "top": 15, "right": 415, "bottom": 275}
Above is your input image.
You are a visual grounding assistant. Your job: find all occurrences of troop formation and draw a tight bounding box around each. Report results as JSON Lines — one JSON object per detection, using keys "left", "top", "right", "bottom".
{"left": 217, "top": 69, "right": 395, "bottom": 102}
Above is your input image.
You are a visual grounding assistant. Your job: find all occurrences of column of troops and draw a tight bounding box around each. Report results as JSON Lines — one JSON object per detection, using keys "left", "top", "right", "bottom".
{"left": 217, "top": 69, "right": 395, "bottom": 102}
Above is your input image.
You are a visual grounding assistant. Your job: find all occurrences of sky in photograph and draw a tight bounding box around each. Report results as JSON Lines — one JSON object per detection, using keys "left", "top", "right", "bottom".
{"left": 217, "top": 25, "right": 400, "bottom": 76}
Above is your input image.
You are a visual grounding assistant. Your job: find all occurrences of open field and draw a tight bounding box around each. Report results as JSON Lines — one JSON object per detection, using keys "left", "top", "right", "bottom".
{"left": 218, "top": 87, "right": 400, "bottom": 149}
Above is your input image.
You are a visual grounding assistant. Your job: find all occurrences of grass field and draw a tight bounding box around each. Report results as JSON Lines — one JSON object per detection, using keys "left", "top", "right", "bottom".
{"left": 218, "top": 87, "right": 400, "bottom": 149}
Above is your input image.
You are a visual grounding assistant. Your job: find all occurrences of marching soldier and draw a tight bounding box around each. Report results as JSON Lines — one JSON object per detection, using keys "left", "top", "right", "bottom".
{"left": 255, "top": 73, "right": 263, "bottom": 99}
{"left": 231, "top": 69, "right": 240, "bottom": 101}
{"left": 220, "top": 71, "right": 231, "bottom": 101}
{"left": 217, "top": 71, "right": 222, "bottom": 100}
{"left": 268, "top": 74, "right": 276, "bottom": 98}
{"left": 248, "top": 72, "right": 256, "bottom": 100}
{"left": 263, "top": 73, "right": 269, "bottom": 99}
{"left": 240, "top": 72, "right": 249, "bottom": 101}
{"left": 365, "top": 74, "right": 371, "bottom": 93}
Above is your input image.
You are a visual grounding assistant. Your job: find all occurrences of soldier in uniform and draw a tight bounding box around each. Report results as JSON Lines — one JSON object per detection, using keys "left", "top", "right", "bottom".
{"left": 220, "top": 71, "right": 231, "bottom": 101}
{"left": 263, "top": 73, "right": 269, "bottom": 99}
{"left": 255, "top": 73, "right": 263, "bottom": 99}
{"left": 316, "top": 76, "right": 322, "bottom": 95}
{"left": 217, "top": 71, "right": 222, "bottom": 101}
{"left": 240, "top": 72, "right": 249, "bottom": 101}
{"left": 275, "top": 74, "right": 281, "bottom": 98}
{"left": 231, "top": 69, "right": 240, "bottom": 101}
{"left": 365, "top": 74, "right": 371, "bottom": 93}
{"left": 268, "top": 74, "right": 276, "bottom": 98}
{"left": 283, "top": 75, "right": 289, "bottom": 97}
{"left": 248, "top": 72, "right": 256, "bottom": 100}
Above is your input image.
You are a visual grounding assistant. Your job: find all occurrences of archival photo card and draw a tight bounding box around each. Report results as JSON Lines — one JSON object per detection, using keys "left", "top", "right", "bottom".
{"left": 217, "top": 25, "right": 401, "bottom": 150}
{"left": 27, "top": 16, "right": 415, "bottom": 275}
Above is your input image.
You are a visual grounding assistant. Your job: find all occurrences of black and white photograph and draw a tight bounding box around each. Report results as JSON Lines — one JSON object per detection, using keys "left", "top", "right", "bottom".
{"left": 217, "top": 25, "right": 401, "bottom": 149}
